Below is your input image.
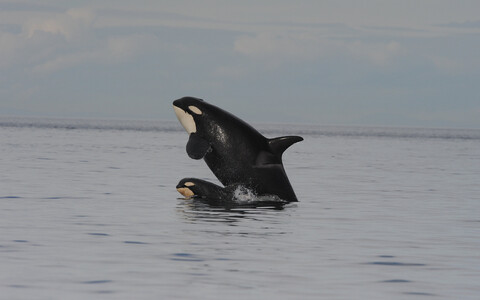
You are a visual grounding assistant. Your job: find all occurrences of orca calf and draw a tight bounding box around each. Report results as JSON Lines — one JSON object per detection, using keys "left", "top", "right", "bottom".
{"left": 176, "top": 178, "right": 232, "bottom": 200}
{"left": 176, "top": 178, "right": 287, "bottom": 208}
{"left": 173, "top": 97, "right": 302, "bottom": 203}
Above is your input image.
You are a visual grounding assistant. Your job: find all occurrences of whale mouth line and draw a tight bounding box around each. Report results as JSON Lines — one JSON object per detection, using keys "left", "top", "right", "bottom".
{"left": 173, "top": 105, "right": 196, "bottom": 134}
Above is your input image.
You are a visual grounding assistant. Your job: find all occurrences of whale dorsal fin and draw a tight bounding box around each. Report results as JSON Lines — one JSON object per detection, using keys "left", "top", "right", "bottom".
{"left": 268, "top": 136, "right": 303, "bottom": 158}
{"left": 186, "top": 133, "right": 211, "bottom": 159}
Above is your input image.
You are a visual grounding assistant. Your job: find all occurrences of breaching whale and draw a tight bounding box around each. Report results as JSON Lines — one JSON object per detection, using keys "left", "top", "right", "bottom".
{"left": 173, "top": 97, "right": 302, "bottom": 203}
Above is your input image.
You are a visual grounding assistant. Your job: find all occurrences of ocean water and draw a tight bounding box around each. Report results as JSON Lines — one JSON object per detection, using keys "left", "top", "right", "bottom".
{"left": 1, "top": 116, "right": 479, "bottom": 299}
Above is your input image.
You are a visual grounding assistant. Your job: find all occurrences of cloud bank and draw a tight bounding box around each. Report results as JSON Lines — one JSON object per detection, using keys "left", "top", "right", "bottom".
{"left": 0, "top": 1, "right": 479, "bottom": 127}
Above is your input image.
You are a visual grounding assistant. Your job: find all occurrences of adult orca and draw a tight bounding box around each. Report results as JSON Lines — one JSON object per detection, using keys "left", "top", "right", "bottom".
{"left": 173, "top": 97, "right": 302, "bottom": 202}
{"left": 176, "top": 178, "right": 287, "bottom": 208}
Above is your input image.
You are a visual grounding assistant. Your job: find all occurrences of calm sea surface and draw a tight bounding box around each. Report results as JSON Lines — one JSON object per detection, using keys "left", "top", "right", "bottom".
{"left": 1, "top": 117, "right": 479, "bottom": 299}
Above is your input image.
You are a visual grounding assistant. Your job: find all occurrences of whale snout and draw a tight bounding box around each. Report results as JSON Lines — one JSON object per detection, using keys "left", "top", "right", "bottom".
{"left": 176, "top": 180, "right": 197, "bottom": 198}
{"left": 172, "top": 99, "right": 183, "bottom": 108}
{"left": 173, "top": 105, "right": 197, "bottom": 134}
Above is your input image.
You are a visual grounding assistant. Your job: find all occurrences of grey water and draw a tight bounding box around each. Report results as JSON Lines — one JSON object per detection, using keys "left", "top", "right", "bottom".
{"left": 1, "top": 116, "right": 479, "bottom": 299}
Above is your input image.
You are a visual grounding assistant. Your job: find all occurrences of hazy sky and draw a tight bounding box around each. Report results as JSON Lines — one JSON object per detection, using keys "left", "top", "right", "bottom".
{"left": 1, "top": 1, "right": 479, "bottom": 128}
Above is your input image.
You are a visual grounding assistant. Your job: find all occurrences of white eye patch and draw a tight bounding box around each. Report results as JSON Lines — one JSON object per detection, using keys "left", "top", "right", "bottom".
{"left": 184, "top": 182, "right": 195, "bottom": 187}
{"left": 188, "top": 106, "right": 203, "bottom": 115}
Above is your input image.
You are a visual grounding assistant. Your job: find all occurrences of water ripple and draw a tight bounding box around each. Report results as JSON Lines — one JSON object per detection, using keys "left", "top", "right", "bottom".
{"left": 170, "top": 253, "right": 204, "bottom": 262}
{"left": 403, "top": 292, "right": 436, "bottom": 296}
{"left": 82, "top": 280, "right": 113, "bottom": 284}
{"left": 382, "top": 279, "right": 411, "bottom": 283}
{"left": 87, "top": 233, "right": 110, "bottom": 236}
{"left": 123, "top": 241, "right": 149, "bottom": 245}
{"left": 366, "top": 261, "right": 426, "bottom": 266}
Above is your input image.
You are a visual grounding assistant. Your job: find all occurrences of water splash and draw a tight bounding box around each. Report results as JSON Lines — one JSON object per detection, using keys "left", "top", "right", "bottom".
{"left": 232, "top": 186, "right": 286, "bottom": 205}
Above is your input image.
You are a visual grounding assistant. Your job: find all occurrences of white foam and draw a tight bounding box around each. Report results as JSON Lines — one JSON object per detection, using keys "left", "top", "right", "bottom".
{"left": 232, "top": 186, "right": 285, "bottom": 204}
